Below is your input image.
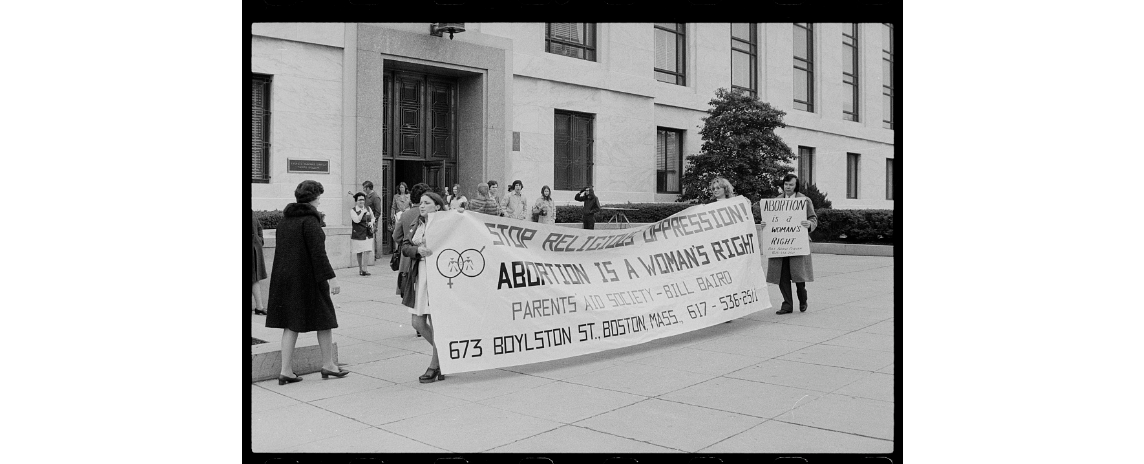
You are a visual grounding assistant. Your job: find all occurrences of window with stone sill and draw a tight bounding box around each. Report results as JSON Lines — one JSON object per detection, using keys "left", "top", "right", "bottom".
{"left": 251, "top": 74, "right": 272, "bottom": 183}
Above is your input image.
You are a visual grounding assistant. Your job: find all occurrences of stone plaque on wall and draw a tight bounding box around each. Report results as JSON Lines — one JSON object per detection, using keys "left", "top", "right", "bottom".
{"left": 286, "top": 158, "right": 330, "bottom": 174}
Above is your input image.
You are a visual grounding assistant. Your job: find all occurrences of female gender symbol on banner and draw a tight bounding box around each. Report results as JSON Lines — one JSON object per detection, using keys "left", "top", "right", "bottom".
{"left": 435, "top": 246, "right": 487, "bottom": 288}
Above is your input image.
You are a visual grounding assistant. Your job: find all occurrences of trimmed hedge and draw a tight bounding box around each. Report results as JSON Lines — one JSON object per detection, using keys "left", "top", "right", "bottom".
{"left": 554, "top": 203, "right": 694, "bottom": 224}
{"left": 253, "top": 209, "right": 326, "bottom": 229}
{"left": 809, "top": 209, "right": 894, "bottom": 244}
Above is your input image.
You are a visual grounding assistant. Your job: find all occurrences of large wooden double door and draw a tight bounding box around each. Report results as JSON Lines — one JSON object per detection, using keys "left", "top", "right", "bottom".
{"left": 379, "top": 70, "right": 458, "bottom": 251}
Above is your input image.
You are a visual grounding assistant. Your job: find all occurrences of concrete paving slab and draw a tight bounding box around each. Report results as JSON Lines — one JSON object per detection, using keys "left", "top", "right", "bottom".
{"left": 588, "top": 338, "right": 690, "bottom": 364}
{"left": 779, "top": 344, "right": 895, "bottom": 372}
{"left": 730, "top": 321, "right": 849, "bottom": 344}
{"left": 478, "top": 380, "right": 647, "bottom": 424}
{"left": 700, "top": 420, "right": 893, "bottom": 453}
{"left": 822, "top": 331, "right": 895, "bottom": 352}
{"left": 660, "top": 377, "right": 824, "bottom": 419}
{"left": 283, "top": 426, "right": 449, "bottom": 453}
{"left": 775, "top": 312, "right": 886, "bottom": 332}
{"left": 255, "top": 370, "right": 395, "bottom": 403}
{"left": 879, "top": 363, "right": 895, "bottom": 374}
{"left": 310, "top": 383, "right": 472, "bottom": 426}
{"left": 777, "top": 393, "right": 895, "bottom": 440}
{"left": 630, "top": 347, "right": 763, "bottom": 376}
{"left": 348, "top": 353, "right": 437, "bottom": 384}
{"left": 401, "top": 367, "right": 559, "bottom": 402}
{"left": 487, "top": 424, "right": 677, "bottom": 453}
{"left": 726, "top": 359, "right": 871, "bottom": 393}
{"left": 250, "top": 384, "right": 303, "bottom": 413}
{"left": 373, "top": 333, "right": 435, "bottom": 355}
{"left": 334, "top": 320, "right": 421, "bottom": 343}
{"left": 378, "top": 402, "right": 563, "bottom": 452}
{"left": 337, "top": 340, "right": 417, "bottom": 365}
{"left": 575, "top": 398, "right": 765, "bottom": 452}
{"left": 499, "top": 353, "right": 622, "bottom": 380}
{"left": 833, "top": 372, "right": 894, "bottom": 402}
{"left": 688, "top": 334, "right": 813, "bottom": 360}
{"left": 250, "top": 402, "right": 372, "bottom": 453}
{"left": 562, "top": 361, "right": 711, "bottom": 397}
{"left": 859, "top": 319, "right": 895, "bottom": 335}
{"left": 844, "top": 295, "right": 896, "bottom": 309}
{"left": 818, "top": 304, "right": 894, "bottom": 321}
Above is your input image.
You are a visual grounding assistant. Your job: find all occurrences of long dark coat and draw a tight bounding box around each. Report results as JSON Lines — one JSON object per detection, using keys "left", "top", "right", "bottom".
{"left": 765, "top": 192, "right": 817, "bottom": 284}
{"left": 251, "top": 212, "right": 267, "bottom": 285}
{"left": 265, "top": 203, "right": 338, "bottom": 332}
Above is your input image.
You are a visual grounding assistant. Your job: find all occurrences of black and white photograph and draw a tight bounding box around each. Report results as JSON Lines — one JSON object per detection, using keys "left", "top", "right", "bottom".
{"left": 248, "top": 20, "right": 898, "bottom": 458}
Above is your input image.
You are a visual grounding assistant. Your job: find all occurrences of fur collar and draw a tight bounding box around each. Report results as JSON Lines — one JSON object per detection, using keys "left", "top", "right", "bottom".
{"left": 283, "top": 203, "right": 324, "bottom": 223}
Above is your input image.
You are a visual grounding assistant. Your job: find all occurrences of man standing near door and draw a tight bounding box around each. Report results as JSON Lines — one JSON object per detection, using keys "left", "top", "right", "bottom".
{"left": 363, "top": 181, "right": 384, "bottom": 258}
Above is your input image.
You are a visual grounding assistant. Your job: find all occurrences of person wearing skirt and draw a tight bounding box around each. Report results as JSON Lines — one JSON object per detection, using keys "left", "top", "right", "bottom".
{"left": 251, "top": 210, "right": 268, "bottom": 316}
{"left": 399, "top": 191, "right": 447, "bottom": 383}
{"left": 350, "top": 192, "right": 375, "bottom": 276}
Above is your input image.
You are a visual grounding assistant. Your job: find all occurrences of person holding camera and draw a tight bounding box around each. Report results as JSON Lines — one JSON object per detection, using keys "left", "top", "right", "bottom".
{"left": 533, "top": 185, "right": 555, "bottom": 225}
{"left": 574, "top": 186, "right": 601, "bottom": 229}
{"left": 350, "top": 192, "right": 375, "bottom": 276}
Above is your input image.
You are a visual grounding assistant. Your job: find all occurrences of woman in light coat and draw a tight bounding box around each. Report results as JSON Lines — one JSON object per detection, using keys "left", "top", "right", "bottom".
{"left": 761, "top": 174, "right": 817, "bottom": 314}
{"left": 399, "top": 191, "right": 448, "bottom": 383}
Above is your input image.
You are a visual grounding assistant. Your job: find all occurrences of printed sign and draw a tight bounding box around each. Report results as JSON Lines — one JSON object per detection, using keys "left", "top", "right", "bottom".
{"left": 286, "top": 158, "right": 330, "bottom": 173}
{"left": 759, "top": 198, "right": 811, "bottom": 258}
{"left": 424, "top": 196, "right": 772, "bottom": 374}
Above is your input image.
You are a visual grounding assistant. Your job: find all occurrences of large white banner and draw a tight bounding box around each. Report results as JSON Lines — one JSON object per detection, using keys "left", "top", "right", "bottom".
{"left": 759, "top": 198, "right": 811, "bottom": 258}
{"left": 424, "top": 197, "right": 771, "bottom": 374}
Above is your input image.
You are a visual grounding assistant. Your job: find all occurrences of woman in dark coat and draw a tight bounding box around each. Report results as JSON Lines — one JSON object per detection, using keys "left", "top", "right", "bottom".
{"left": 265, "top": 180, "right": 350, "bottom": 385}
{"left": 251, "top": 210, "right": 268, "bottom": 316}
{"left": 574, "top": 186, "right": 601, "bottom": 229}
{"left": 400, "top": 191, "right": 447, "bottom": 383}
{"left": 761, "top": 174, "right": 818, "bottom": 315}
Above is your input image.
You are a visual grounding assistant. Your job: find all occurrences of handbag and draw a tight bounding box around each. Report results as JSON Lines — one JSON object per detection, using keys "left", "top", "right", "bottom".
{"left": 389, "top": 250, "right": 400, "bottom": 271}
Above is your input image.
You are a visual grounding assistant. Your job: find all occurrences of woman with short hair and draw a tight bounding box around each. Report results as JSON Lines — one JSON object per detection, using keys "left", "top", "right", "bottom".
{"left": 761, "top": 174, "right": 818, "bottom": 315}
{"left": 265, "top": 180, "right": 350, "bottom": 385}
{"left": 350, "top": 192, "right": 375, "bottom": 276}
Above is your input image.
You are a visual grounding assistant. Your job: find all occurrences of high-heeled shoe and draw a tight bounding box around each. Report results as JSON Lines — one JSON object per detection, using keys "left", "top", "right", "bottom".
{"left": 254, "top": 308, "right": 267, "bottom": 316}
{"left": 418, "top": 366, "right": 444, "bottom": 383}
{"left": 321, "top": 368, "right": 350, "bottom": 379}
{"left": 359, "top": 270, "right": 371, "bottom": 276}
{"left": 278, "top": 374, "right": 303, "bottom": 385}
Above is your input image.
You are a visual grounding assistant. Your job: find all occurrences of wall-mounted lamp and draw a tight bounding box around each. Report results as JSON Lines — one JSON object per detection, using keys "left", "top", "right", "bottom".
{"left": 429, "top": 23, "right": 466, "bottom": 40}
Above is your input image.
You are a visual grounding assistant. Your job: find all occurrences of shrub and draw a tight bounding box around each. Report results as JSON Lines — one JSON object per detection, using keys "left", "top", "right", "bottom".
{"left": 801, "top": 182, "right": 832, "bottom": 210}
{"left": 555, "top": 202, "right": 695, "bottom": 224}
{"left": 254, "top": 210, "right": 283, "bottom": 230}
{"left": 678, "top": 88, "right": 796, "bottom": 204}
{"left": 254, "top": 209, "right": 328, "bottom": 228}
{"left": 809, "top": 209, "right": 894, "bottom": 244}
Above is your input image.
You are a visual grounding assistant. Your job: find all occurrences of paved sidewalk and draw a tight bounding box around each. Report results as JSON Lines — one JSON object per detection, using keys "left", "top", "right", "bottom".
{"left": 250, "top": 253, "right": 895, "bottom": 454}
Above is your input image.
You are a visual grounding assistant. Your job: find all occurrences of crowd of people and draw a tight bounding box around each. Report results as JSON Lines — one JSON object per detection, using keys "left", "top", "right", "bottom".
{"left": 250, "top": 175, "right": 816, "bottom": 386}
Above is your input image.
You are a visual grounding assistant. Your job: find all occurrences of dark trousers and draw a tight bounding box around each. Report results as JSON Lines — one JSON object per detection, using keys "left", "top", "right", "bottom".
{"left": 582, "top": 215, "right": 595, "bottom": 230}
{"left": 778, "top": 257, "right": 807, "bottom": 310}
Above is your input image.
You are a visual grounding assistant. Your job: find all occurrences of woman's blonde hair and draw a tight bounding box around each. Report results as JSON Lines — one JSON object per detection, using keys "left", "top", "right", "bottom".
{"left": 710, "top": 177, "right": 735, "bottom": 199}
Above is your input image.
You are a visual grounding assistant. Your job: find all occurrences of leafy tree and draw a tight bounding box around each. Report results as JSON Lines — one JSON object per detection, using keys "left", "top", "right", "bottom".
{"left": 802, "top": 182, "right": 832, "bottom": 210}
{"left": 678, "top": 88, "right": 795, "bottom": 204}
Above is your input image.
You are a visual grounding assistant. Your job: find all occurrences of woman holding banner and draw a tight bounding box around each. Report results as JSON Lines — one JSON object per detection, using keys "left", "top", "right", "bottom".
{"left": 761, "top": 174, "right": 817, "bottom": 315}
{"left": 399, "top": 191, "right": 448, "bottom": 383}
{"left": 710, "top": 177, "right": 735, "bottom": 202}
